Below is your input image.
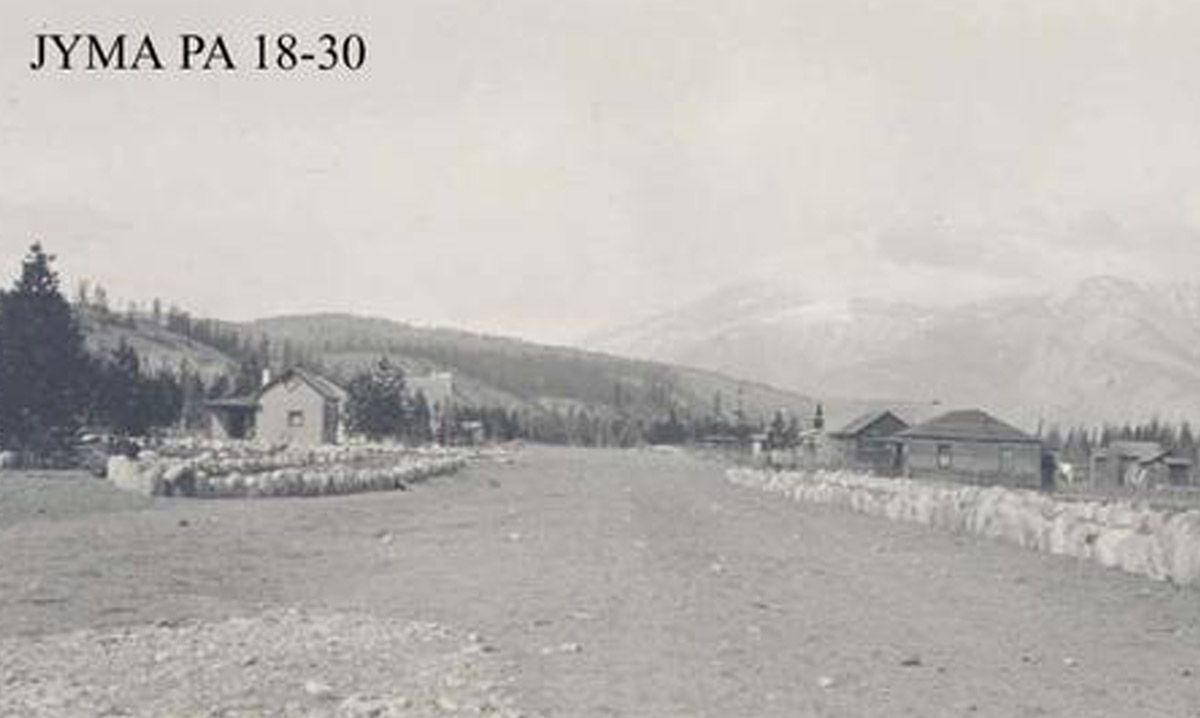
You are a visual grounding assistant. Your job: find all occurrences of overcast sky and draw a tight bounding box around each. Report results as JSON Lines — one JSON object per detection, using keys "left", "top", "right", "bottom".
{"left": 3, "top": 0, "right": 1200, "bottom": 344}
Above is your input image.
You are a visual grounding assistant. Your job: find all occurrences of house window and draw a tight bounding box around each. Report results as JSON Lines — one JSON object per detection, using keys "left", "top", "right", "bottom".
{"left": 288, "top": 410, "right": 305, "bottom": 427}
{"left": 937, "top": 444, "right": 952, "bottom": 469}
{"left": 1000, "top": 447, "right": 1014, "bottom": 474}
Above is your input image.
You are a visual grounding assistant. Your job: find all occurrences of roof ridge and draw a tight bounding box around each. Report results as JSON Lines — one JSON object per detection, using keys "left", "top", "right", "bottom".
{"left": 896, "top": 408, "right": 1037, "bottom": 443}
{"left": 830, "top": 409, "right": 906, "bottom": 437}
{"left": 260, "top": 367, "right": 347, "bottom": 401}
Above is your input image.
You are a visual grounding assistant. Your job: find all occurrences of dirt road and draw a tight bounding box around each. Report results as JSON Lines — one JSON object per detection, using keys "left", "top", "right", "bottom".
{"left": 2, "top": 447, "right": 1199, "bottom": 717}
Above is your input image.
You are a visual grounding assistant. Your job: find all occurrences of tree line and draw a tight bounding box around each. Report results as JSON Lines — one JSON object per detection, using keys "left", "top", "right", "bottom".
{"left": 3, "top": 243, "right": 779, "bottom": 463}
{"left": 443, "top": 399, "right": 795, "bottom": 448}
{"left": 1040, "top": 419, "right": 1200, "bottom": 470}
{"left": 36, "top": 241, "right": 1200, "bottom": 465}
{"left": 0, "top": 244, "right": 308, "bottom": 464}
{"left": 0, "top": 245, "right": 187, "bottom": 463}
{"left": 289, "top": 355, "right": 753, "bottom": 449}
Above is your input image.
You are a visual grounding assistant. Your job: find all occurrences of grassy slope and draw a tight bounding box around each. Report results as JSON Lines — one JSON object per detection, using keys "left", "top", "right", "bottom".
{"left": 80, "top": 309, "right": 238, "bottom": 380}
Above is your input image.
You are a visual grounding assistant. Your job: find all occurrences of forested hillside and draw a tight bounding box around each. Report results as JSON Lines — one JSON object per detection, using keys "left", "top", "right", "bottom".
{"left": 77, "top": 302, "right": 816, "bottom": 444}
{"left": 246, "top": 314, "right": 811, "bottom": 421}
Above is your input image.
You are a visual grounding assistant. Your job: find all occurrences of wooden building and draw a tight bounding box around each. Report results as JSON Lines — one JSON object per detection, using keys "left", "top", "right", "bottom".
{"left": 893, "top": 409, "right": 1043, "bottom": 488}
{"left": 207, "top": 368, "right": 347, "bottom": 446}
{"left": 205, "top": 396, "right": 258, "bottom": 441}
{"left": 828, "top": 409, "right": 909, "bottom": 475}
{"left": 1090, "top": 441, "right": 1193, "bottom": 488}
{"left": 256, "top": 368, "right": 348, "bottom": 446}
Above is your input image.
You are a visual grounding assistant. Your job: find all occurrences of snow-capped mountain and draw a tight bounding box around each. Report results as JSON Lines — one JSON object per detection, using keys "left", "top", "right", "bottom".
{"left": 589, "top": 277, "right": 1200, "bottom": 427}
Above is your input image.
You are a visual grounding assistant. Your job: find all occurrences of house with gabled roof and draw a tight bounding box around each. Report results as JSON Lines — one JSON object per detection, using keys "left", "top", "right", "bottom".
{"left": 893, "top": 408, "right": 1044, "bottom": 488}
{"left": 257, "top": 368, "right": 348, "bottom": 445}
{"left": 206, "top": 367, "right": 348, "bottom": 446}
{"left": 828, "top": 409, "right": 909, "bottom": 475}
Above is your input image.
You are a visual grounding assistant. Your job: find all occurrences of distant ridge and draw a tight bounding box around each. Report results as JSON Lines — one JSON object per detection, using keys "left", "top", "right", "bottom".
{"left": 245, "top": 312, "right": 817, "bottom": 421}
{"left": 80, "top": 307, "right": 819, "bottom": 426}
{"left": 589, "top": 276, "right": 1200, "bottom": 427}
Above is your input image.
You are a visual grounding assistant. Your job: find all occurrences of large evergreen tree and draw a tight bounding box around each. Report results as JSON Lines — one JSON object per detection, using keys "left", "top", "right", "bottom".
{"left": 0, "top": 243, "right": 92, "bottom": 459}
{"left": 345, "top": 357, "right": 409, "bottom": 440}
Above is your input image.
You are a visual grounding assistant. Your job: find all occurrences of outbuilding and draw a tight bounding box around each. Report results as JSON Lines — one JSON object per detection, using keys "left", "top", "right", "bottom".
{"left": 1090, "top": 440, "right": 1194, "bottom": 488}
{"left": 205, "top": 395, "right": 259, "bottom": 440}
{"left": 893, "top": 409, "right": 1043, "bottom": 488}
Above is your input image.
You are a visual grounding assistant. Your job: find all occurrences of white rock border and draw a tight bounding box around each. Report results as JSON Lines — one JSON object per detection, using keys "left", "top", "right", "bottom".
{"left": 107, "top": 444, "right": 474, "bottom": 499}
{"left": 728, "top": 468, "right": 1200, "bottom": 587}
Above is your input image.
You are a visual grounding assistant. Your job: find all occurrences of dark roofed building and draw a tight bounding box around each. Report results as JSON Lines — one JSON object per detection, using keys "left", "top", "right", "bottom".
{"left": 893, "top": 409, "right": 1044, "bottom": 488}
{"left": 828, "top": 409, "right": 909, "bottom": 475}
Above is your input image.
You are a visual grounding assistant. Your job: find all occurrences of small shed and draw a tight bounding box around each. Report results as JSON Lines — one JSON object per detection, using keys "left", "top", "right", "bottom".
{"left": 828, "top": 410, "right": 909, "bottom": 475}
{"left": 1090, "top": 441, "right": 1193, "bottom": 488}
{"left": 893, "top": 409, "right": 1043, "bottom": 488}
{"left": 205, "top": 396, "right": 259, "bottom": 440}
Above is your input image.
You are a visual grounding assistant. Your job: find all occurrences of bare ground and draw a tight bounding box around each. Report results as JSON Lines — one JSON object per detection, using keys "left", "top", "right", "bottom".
{"left": 1, "top": 446, "right": 1199, "bottom": 717}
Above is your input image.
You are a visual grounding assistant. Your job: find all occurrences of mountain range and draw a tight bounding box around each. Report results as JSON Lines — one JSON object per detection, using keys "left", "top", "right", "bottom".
{"left": 589, "top": 276, "right": 1200, "bottom": 429}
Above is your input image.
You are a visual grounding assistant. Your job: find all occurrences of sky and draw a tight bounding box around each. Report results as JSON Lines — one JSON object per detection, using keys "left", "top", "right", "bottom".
{"left": 3, "top": 0, "right": 1200, "bottom": 344}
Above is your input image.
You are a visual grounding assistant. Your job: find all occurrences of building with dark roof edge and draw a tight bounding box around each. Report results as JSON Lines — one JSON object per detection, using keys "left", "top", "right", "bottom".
{"left": 892, "top": 409, "right": 1045, "bottom": 488}
{"left": 828, "top": 409, "right": 909, "bottom": 475}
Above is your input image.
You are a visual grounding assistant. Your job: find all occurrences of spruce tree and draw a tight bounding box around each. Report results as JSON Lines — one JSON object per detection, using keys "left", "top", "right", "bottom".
{"left": 0, "top": 243, "right": 92, "bottom": 459}
{"left": 345, "top": 357, "right": 408, "bottom": 440}
{"left": 100, "top": 339, "right": 147, "bottom": 436}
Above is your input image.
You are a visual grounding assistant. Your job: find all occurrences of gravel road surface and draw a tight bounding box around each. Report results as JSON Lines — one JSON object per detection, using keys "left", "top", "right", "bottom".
{"left": 1, "top": 447, "right": 1198, "bottom": 717}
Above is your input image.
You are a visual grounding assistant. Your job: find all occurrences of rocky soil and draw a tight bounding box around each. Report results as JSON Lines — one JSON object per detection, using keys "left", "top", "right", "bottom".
{"left": 0, "top": 608, "right": 519, "bottom": 718}
{"left": 2, "top": 447, "right": 1199, "bottom": 717}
